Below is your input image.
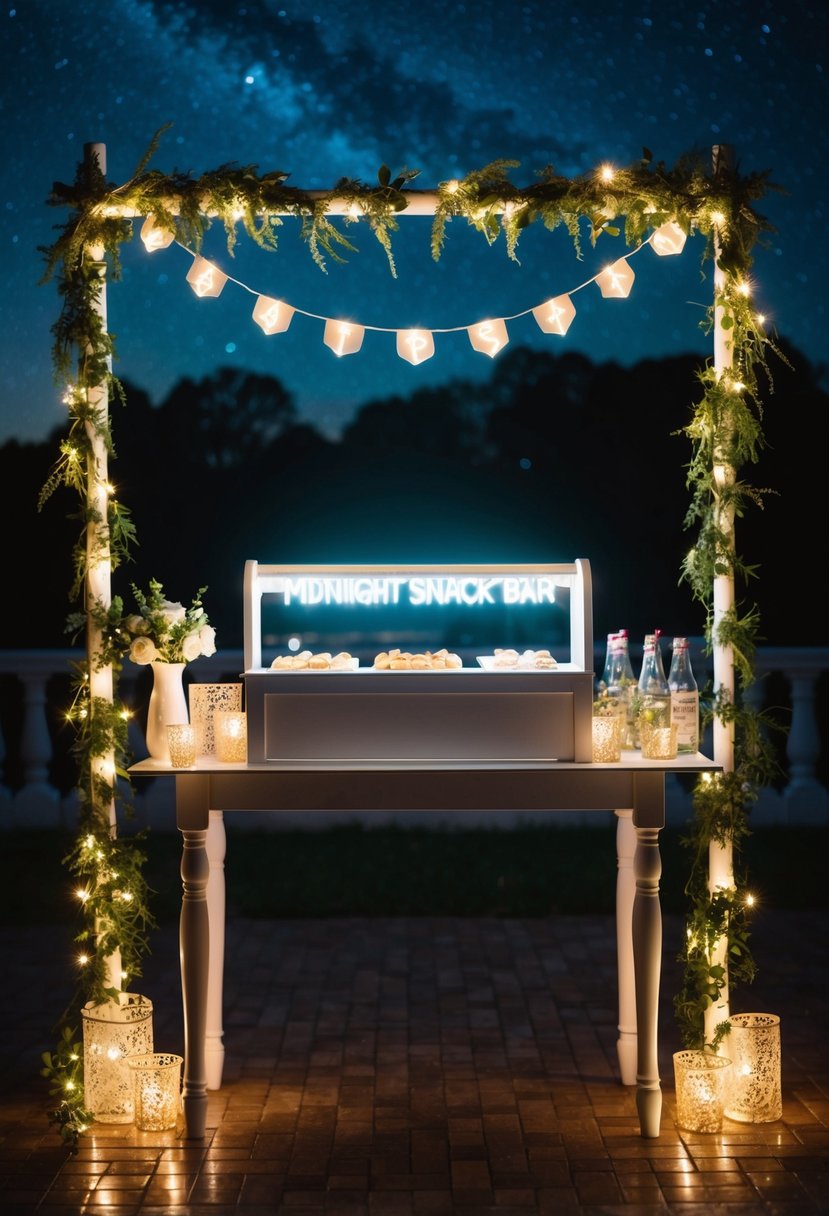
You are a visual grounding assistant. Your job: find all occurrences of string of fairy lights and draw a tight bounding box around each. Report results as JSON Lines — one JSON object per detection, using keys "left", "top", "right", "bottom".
{"left": 139, "top": 211, "right": 692, "bottom": 362}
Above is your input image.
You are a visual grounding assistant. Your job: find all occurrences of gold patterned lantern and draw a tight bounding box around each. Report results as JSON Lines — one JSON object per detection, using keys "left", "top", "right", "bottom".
{"left": 723, "top": 1013, "right": 782, "bottom": 1123}
{"left": 189, "top": 683, "right": 243, "bottom": 755}
{"left": 81, "top": 994, "right": 154, "bottom": 1123}
{"left": 673, "top": 1049, "right": 731, "bottom": 1133}
{"left": 215, "top": 710, "right": 248, "bottom": 762}
{"left": 127, "top": 1053, "right": 183, "bottom": 1131}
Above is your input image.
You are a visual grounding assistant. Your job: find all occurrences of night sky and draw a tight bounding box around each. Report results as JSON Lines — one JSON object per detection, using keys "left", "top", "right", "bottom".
{"left": 1, "top": 0, "right": 828, "bottom": 447}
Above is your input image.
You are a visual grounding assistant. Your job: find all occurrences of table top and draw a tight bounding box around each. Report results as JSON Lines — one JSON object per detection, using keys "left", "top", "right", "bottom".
{"left": 130, "top": 752, "right": 720, "bottom": 776}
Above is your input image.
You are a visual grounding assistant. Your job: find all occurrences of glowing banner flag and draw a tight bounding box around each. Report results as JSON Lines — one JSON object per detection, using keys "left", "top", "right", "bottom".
{"left": 468, "top": 318, "right": 509, "bottom": 358}
{"left": 650, "top": 220, "right": 687, "bottom": 256}
{"left": 532, "top": 294, "right": 576, "bottom": 336}
{"left": 186, "top": 257, "right": 228, "bottom": 298}
{"left": 324, "top": 319, "right": 365, "bottom": 357}
{"left": 140, "top": 214, "right": 175, "bottom": 252}
{"left": 252, "top": 295, "right": 295, "bottom": 335}
{"left": 596, "top": 258, "right": 635, "bottom": 299}
{"left": 396, "top": 329, "right": 435, "bottom": 365}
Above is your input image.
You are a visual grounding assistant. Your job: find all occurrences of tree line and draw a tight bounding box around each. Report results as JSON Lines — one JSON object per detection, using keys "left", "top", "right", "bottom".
{"left": 1, "top": 338, "right": 823, "bottom": 652}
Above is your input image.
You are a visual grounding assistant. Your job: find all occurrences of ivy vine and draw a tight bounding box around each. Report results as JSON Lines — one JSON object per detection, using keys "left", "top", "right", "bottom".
{"left": 40, "top": 127, "right": 785, "bottom": 1139}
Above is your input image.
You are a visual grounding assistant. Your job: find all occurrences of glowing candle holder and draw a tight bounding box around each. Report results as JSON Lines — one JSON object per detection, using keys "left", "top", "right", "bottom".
{"left": 591, "top": 714, "right": 621, "bottom": 762}
{"left": 81, "top": 994, "right": 153, "bottom": 1123}
{"left": 640, "top": 721, "right": 678, "bottom": 759}
{"left": 127, "top": 1053, "right": 183, "bottom": 1131}
{"left": 189, "top": 683, "right": 243, "bottom": 755}
{"left": 673, "top": 1049, "right": 731, "bottom": 1133}
{"left": 166, "top": 723, "right": 197, "bottom": 768}
{"left": 723, "top": 1013, "right": 782, "bottom": 1123}
{"left": 215, "top": 710, "right": 247, "bottom": 762}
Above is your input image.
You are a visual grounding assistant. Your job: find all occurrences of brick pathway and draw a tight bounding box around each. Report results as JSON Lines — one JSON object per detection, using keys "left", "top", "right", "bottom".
{"left": 0, "top": 909, "right": 827, "bottom": 1213}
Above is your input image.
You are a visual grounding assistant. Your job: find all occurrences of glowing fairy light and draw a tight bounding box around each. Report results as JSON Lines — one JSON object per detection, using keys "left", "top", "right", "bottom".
{"left": 599, "top": 164, "right": 615, "bottom": 183}
{"left": 75, "top": 887, "right": 91, "bottom": 903}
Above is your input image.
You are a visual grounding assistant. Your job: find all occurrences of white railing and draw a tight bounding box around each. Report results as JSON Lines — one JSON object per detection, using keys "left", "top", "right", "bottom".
{"left": 1, "top": 644, "right": 827, "bottom": 830}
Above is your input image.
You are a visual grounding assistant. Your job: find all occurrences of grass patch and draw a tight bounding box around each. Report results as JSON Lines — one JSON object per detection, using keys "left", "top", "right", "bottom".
{"left": 1, "top": 823, "right": 825, "bottom": 925}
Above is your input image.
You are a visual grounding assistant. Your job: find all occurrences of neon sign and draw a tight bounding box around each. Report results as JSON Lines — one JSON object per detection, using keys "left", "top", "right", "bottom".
{"left": 274, "top": 575, "right": 557, "bottom": 608}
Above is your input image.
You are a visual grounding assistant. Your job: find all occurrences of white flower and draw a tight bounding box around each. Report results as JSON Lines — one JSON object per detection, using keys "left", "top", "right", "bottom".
{"left": 181, "top": 631, "right": 203, "bottom": 663}
{"left": 158, "top": 599, "right": 187, "bottom": 626}
{"left": 198, "top": 624, "right": 217, "bottom": 657}
{"left": 125, "top": 614, "right": 150, "bottom": 635}
{"left": 130, "top": 636, "right": 159, "bottom": 665}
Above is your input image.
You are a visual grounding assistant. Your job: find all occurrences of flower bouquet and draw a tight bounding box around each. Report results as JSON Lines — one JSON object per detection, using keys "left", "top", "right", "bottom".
{"left": 124, "top": 580, "right": 215, "bottom": 666}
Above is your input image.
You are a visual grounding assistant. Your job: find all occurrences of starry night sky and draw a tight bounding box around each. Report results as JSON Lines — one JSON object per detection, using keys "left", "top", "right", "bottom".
{"left": 1, "top": 0, "right": 827, "bottom": 446}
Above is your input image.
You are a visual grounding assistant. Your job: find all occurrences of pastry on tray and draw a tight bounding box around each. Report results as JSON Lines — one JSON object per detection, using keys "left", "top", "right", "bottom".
{"left": 270, "top": 650, "right": 354, "bottom": 671}
{"left": 373, "top": 647, "right": 462, "bottom": 671}
{"left": 489, "top": 648, "right": 558, "bottom": 669}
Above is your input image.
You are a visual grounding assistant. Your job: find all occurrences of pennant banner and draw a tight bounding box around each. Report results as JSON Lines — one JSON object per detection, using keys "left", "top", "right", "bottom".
{"left": 157, "top": 220, "right": 692, "bottom": 364}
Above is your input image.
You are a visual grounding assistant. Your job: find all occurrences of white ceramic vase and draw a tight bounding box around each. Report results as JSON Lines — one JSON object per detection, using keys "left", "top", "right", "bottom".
{"left": 145, "top": 662, "right": 188, "bottom": 762}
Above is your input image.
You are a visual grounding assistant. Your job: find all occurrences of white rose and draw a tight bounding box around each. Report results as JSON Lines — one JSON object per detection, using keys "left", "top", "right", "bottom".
{"left": 125, "top": 614, "right": 150, "bottom": 635}
{"left": 129, "top": 636, "right": 159, "bottom": 665}
{"left": 158, "top": 599, "right": 187, "bottom": 626}
{"left": 198, "top": 624, "right": 217, "bottom": 657}
{"left": 181, "top": 631, "right": 203, "bottom": 663}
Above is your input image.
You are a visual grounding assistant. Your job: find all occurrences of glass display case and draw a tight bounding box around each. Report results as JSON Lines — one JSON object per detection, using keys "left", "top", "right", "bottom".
{"left": 243, "top": 560, "right": 594, "bottom": 762}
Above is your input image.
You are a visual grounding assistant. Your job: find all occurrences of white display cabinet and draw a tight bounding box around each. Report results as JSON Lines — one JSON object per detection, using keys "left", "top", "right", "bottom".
{"left": 243, "top": 559, "right": 594, "bottom": 763}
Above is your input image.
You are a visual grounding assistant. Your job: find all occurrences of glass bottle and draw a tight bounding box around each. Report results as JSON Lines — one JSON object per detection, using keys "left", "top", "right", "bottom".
{"left": 608, "top": 629, "right": 637, "bottom": 749}
{"left": 635, "top": 631, "right": 671, "bottom": 747}
{"left": 668, "top": 636, "right": 699, "bottom": 754}
{"left": 596, "top": 632, "right": 619, "bottom": 699}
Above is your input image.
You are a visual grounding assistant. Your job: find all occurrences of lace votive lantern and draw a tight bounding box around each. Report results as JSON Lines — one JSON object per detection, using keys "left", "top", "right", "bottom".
{"left": 673, "top": 1049, "right": 731, "bottom": 1133}
{"left": 167, "top": 723, "right": 197, "bottom": 768}
{"left": 592, "top": 714, "right": 621, "bottom": 762}
{"left": 127, "top": 1053, "right": 183, "bottom": 1131}
{"left": 189, "top": 682, "right": 243, "bottom": 755}
{"left": 81, "top": 994, "right": 154, "bottom": 1123}
{"left": 723, "top": 1013, "right": 782, "bottom": 1123}
{"left": 215, "top": 709, "right": 247, "bottom": 762}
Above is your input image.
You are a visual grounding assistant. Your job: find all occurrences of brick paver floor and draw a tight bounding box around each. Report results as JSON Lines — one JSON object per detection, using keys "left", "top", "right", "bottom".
{"left": 1, "top": 908, "right": 827, "bottom": 1213}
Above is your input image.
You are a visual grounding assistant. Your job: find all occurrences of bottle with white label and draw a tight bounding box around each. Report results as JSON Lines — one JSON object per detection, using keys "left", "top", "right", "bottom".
{"left": 668, "top": 637, "right": 699, "bottom": 754}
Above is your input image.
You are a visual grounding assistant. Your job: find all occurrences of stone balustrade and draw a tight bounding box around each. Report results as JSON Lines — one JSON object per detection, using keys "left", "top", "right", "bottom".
{"left": 1, "top": 644, "right": 826, "bottom": 830}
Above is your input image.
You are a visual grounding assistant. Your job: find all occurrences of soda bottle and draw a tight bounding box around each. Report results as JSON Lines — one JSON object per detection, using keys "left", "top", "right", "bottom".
{"left": 608, "top": 629, "right": 637, "bottom": 749}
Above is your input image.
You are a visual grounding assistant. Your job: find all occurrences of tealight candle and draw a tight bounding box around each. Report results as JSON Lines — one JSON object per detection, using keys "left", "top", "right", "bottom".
{"left": 214, "top": 710, "right": 247, "bottom": 763}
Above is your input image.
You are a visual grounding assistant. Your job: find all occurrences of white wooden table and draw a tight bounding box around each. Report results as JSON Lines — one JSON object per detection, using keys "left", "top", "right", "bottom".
{"left": 130, "top": 754, "right": 718, "bottom": 1140}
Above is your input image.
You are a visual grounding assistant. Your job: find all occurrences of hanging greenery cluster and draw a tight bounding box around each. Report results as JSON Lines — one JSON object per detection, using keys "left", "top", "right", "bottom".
{"left": 40, "top": 128, "right": 784, "bottom": 1143}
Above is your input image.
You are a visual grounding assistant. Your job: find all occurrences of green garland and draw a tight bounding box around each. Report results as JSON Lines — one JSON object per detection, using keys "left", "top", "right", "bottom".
{"left": 40, "top": 129, "right": 784, "bottom": 1141}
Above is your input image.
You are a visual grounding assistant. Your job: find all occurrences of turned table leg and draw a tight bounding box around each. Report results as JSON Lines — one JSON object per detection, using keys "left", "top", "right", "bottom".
{"left": 615, "top": 809, "right": 637, "bottom": 1086}
{"left": 205, "top": 809, "right": 226, "bottom": 1090}
{"left": 633, "top": 821, "right": 663, "bottom": 1137}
